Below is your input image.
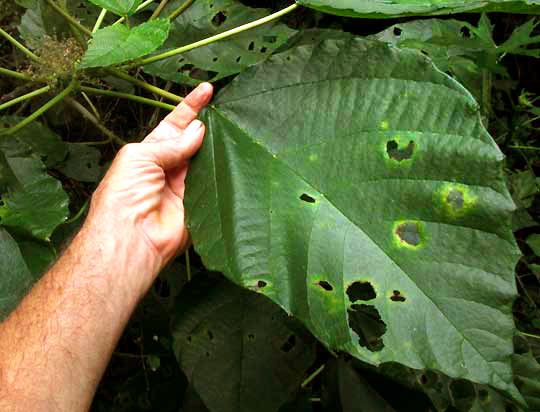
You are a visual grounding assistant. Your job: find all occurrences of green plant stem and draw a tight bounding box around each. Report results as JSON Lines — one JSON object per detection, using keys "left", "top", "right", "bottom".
{"left": 0, "top": 67, "right": 34, "bottom": 81}
{"left": 80, "top": 85, "right": 176, "bottom": 110}
{"left": 125, "top": 3, "right": 299, "bottom": 68}
{"left": 185, "top": 249, "right": 191, "bottom": 281}
{"left": 0, "top": 86, "right": 51, "bottom": 112}
{"left": 45, "top": 0, "right": 92, "bottom": 36}
{"left": 80, "top": 91, "right": 101, "bottom": 119}
{"left": 168, "top": 0, "right": 193, "bottom": 20}
{"left": 66, "top": 96, "right": 126, "bottom": 145}
{"left": 113, "top": 0, "right": 155, "bottom": 25}
{"left": 508, "top": 145, "right": 540, "bottom": 150}
{"left": 0, "top": 79, "right": 76, "bottom": 136}
{"left": 0, "top": 27, "right": 41, "bottom": 63}
{"left": 519, "top": 331, "right": 540, "bottom": 339}
{"left": 93, "top": 8, "right": 108, "bottom": 33}
{"left": 301, "top": 364, "right": 325, "bottom": 388}
{"left": 107, "top": 68, "right": 183, "bottom": 103}
{"left": 151, "top": 0, "right": 169, "bottom": 19}
{"left": 63, "top": 199, "right": 89, "bottom": 225}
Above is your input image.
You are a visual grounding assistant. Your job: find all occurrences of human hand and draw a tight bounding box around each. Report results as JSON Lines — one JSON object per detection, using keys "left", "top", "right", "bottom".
{"left": 82, "top": 82, "right": 213, "bottom": 295}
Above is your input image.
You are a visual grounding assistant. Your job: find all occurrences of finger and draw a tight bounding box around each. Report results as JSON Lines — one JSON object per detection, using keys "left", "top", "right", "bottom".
{"left": 146, "top": 120, "right": 205, "bottom": 170}
{"left": 145, "top": 82, "right": 213, "bottom": 142}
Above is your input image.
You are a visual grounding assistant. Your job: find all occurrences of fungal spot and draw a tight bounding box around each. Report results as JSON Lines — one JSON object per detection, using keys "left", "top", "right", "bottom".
{"left": 248, "top": 41, "right": 255, "bottom": 51}
{"left": 395, "top": 222, "right": 421, "bottom": 247}
{"left": 419, "top": 370, "right": 438, "bottom": 386}
{"left": 281, "top": 334, "right": 296, "bottom": 352}
{"left": 317, "top": 280, "right": 333, "bottom": 291}
{"left": 257, "top": 280, "right": 267, "bottom": 288}
{"left": 300, "top": 193, "right": 315, "bottom": 203}
{"left": 447, "top": 190, "right": 464, "bottom": 209}
{"left": 393, "top": 27, "right": 402, "bottom": 36}
{"left": 208, "top": 330, "right": 214, "bottom": 340}
{"left": 348, "top": 304, "right": 386, "bottom": 352}
{"left": 390, "top": 290, "right": 406, "bottom": 302}
{"left": 211, "top": 11, "right": 227, "bottom": 26}
{"left": 346, "top": 281, "right": 376, "bottom": 302}
{"left": 260, "top": 46, "right": 267, "bottom": 53}
{"left": 387, "top": 139, "right": 415, "bottom": 161}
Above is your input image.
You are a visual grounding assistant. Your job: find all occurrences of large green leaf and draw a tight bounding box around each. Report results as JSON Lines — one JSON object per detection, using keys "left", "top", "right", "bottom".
{"left": 86, "top": 0, "right": 142, "bottom": 16}
{"left": 185, "top": 38, "right": 522, "bottom": 400}
{"left": 171, "top": 274, "right": 316, "bottom": 412}
{"left": 0, "top": 137, "right": 69, "bottom": 241}
{"left": 0, "top": 228, "right": 33, "bottom": 320}
{"left": 143, "top": 0, "right": 296, "bottom": 85}
{"left": 298, "top": 0, "right": 540, "bottom": 18}
{"left": 80, "top": 18, "right": 170, "bottom": 68}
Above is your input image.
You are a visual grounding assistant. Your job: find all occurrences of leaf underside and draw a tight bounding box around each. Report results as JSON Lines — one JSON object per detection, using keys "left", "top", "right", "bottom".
{"left": 185, "top": 38, "right": 522, "bottom": 401}
{"left": 87, "top": 0, "right": 142, "bottom": 16}
{"left": 80, "top": 18, "right": 170, "bottom": 69}
{"left": 298, "top": 0, "right": 540, "bottom": 17}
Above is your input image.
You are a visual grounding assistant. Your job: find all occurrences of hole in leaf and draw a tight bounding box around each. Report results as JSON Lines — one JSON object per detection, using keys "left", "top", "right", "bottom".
{"left": 189, "top": 68, "right": 218, "bottom": 81}
{"left": 286, "top": 56, "right": 290, "bottom": 61}
{"left": 393, "top": 27, "right": 402, "bottom": 36}
{"left": 260, "top": 47, "right": 267, "bottom": 53}
{"left": 396, "top": 223, "right": 421, "bottom": 246}
{"left": 208, "top": 330, "right": 213, "bottom": 341}
{"left": 478, "top": 389, "right": 489, "bottom": 402}
{"left": 386, "top": 140, "right": 415, "bottom": 161}
{"left": 460, "top": 26, "right": 471, "bottom": 37}
{"left": 263, "top": 35, "right": 277, "bottom": 43}
{"left": 235, "top": 56, "right": 241, "bottom": 63}
{"left": 419, "top": 370, "right": 438, "bottom": 386}
{"left": 449, "top": 379, "right": 475, "bottom": 404}
{"left": 348, "top": 304, "right": 386, "bottom": 352}
{"left": 281, "top": 334, "right": 296, "bottom": 352}
{"left": 300, "top": 193, "right": 315, "bottom": 203}
{"left": 257, "top": 280, "right": 267, "bottom": 288}
{"left": 206, "top": 351, "right": 210, "bottom": 357}
{"left": 248, "top": 41, "right": 254, "bottom": 51}
{"left": 212, "top": 57, "right": 218, "bottom": 62}
{"left": 187, "top": 336, "right": 192, "bottom": 343}
{"left": 390, "top": 290, "right": 406, "bottom": 302}
{"left": 179, "top": 63, "right": 194, "bottom": 73}
{"left": 447, "top": 190, "right": 464, "bottom": 209}
{"left": 209, "top": 3, "right": 213, "bottom": 8}
{"left": 177, "top": 58, "right": 185, "bottom": 63}
{"left": 211, "top": 11, "right": 227, "bottom": 27}
{"left": 248, "top": 333, "right": 255, "bottom": 340}
{"left": 86, "top": 163, "right": 92, "bottom": 169}
{"left": 346, "top": 281, "right": 376, "bottom": 302}
{"left": 317, "top": 280, "right": 333, "bottom": 291}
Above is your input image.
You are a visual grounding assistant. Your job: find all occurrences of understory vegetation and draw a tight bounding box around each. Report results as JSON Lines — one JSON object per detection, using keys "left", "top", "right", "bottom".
{"left": 1, "top": 0, "right": 540, "bottom": 410}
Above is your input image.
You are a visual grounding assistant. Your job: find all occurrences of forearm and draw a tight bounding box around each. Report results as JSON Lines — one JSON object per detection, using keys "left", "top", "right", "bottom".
{"left": 0, "top": 222, "right": 160, "bottom": 411}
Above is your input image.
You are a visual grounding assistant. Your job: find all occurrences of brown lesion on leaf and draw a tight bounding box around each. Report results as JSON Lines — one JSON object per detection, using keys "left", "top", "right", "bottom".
{"left": 390, "top": 290, "right": 406, "bottom": 302}
{"left": 317, "top": 280, "right": 333, "bottom": 291}
{"left": 395, "top": 222, "right": 421, "bottom": 247}
{"left": 346, "top": 281, "right": 376, "bottom": 302}
{"left": 386, "top": 139, "right": 415, "bottom": 162}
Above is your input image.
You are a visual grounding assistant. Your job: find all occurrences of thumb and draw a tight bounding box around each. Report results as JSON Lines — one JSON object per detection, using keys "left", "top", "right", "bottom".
{"left": 145, "top": 119, "right": 205, "bottom": 170}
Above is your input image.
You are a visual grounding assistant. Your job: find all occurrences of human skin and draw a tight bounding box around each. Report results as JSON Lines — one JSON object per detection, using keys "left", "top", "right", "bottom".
{"left": 0, "top": 82, "right": 213, "bottom": 411}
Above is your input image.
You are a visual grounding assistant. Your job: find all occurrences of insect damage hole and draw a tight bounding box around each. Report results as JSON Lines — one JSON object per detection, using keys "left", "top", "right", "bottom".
{"left": 447, "top": 189, "right": 464, "bottom": 209}
{"left": 346, "top": 281, "right": 376, "bottom": 302}
{"left": 317, "top": 280, "right": 333, "bottom": 291}
{"left": 393, "top": 26, "right": 402, "bottom": 36}
{"left": 300, "top": 193, "right": 315, "bottom": 203}
{"left": 281, "top": 334, "right": 296, "bottom": 352}
{"left": 395, "top": 222, "right": 421, "bottom": 247}
{"left": 211, "top": 11, "right": 227, "bottom": 26}
{"left": 390, "top": 290, "right": 406, "bottom": 302}
{"left": 257, "top": 280, "right": 267, "bottom": 288}
{"left": 348, "top": 304, "right": 386, "bottom": 352}
{"left": 387, "top": 140, "right": 415, "bottom": 161}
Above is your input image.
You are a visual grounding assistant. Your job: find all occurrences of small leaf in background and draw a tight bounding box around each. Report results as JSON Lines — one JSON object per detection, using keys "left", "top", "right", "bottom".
{"left": 500, "top": 18, "right": 540, "bottom": 57}
{"left": 143, "top": 0, "right": 296, "bottom": 85}
{"left": 0, "top": 228, "right": 33, "bottom": 320}
{"left": 171, "top": 274, "right": 316, "bottom": 412}
{"left": 87, "top": 0, "right": 142, "bottom": 16}
{"left": 17, "top": 239, "right": 55, "bottom": 278}
{"left": 526, "top": 234, "right": 540, "bottom": 256}
{"left": 186, "top": 38, "right": 522, "bottom": 401}
{"left": 58, "top": 144, "right": 103, "bottom": 183}
{"left": 297, "top": 0, "right": 540, "bottom": 18}
{"left": 80, "top": 18, "right": 171, "bottom": 69}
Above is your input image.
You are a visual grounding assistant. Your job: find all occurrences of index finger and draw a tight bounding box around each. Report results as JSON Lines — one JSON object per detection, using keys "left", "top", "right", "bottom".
{"left": 145, "top": 82, "right": 213, "bottom": 142}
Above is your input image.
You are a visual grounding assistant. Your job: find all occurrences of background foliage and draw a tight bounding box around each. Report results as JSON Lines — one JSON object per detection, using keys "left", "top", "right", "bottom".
{"left": 0, "top": 0, "right": 539, "bottom": 411}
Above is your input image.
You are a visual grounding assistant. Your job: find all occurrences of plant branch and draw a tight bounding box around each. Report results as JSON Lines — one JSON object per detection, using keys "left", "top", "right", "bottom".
{"left": 63, "top": 199, "right": 89, "bottom": 224}
{"left": 80, "top": 85, "right": 176, "bottom": 110}
{"left": 0, "top": 67, "right": 34, "bottom": 81}
{"left": 508, "top": 145, "right": 540, "bottom": 150}
{"left": 151, "top": 0, "right": 169, "bottom": 19}
{"left": 301, "top": 364, "right": 325, "bottom": 388}
{"left": 0, "top": 86, "right": 51, "bottom": 112}
{"left": 45, "top": 0, "right": 92, "bottom": 36}
{"left": 519, "top": 331, "right": 540, "bottom": 339}
{"left": 0, "top": 27, "right": 41, "bottom": 63}
{"left": 0, "top": 79, "right": 76, "bottom": 135}
{"left": 66, "top": 96, "right": 127, "bottom": 145}
{"left": 113, "top": 0, "right": 155, "bottom": 25}
{"left": 93, "top": 9, "right": 108, "bottom": 33}
{"left": 168, "top": 0, "right": 193, "bottom": 20}
{"left": 125, "top": 3, "right": 299, "bottom": 68}
{"left": 106, "top": 68, "right": 183, "bottom": 103}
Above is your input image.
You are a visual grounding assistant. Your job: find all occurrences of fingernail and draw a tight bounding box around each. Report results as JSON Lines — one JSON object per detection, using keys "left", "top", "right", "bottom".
{"left": 185, "top": 120, "right": 203, "bottom": 134}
